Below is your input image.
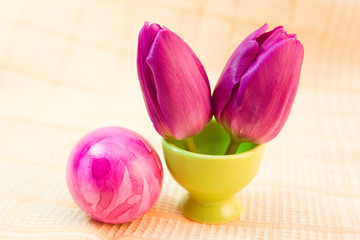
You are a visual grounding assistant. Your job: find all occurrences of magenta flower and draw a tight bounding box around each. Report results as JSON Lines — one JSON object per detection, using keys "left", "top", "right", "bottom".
{"left": 137, "top": 22, "right": 212, "bottom": 140}
{"left": 212, "top": 24, "right": 304, "bottom": 144}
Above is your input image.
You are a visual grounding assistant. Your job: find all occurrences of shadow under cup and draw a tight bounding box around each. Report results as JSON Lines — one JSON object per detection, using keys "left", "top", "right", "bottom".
{"left": 162, "top": 120, "right": 265, "bottom": 224}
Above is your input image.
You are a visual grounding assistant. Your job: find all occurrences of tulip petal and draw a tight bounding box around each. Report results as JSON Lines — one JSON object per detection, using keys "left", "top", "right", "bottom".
{"left": 137, "top": 22, "right": 172, "bottom": 138}
{"left": 212, "top": 24, "right": 269, "bottom": 127}
{"left": 256, "top": 26, "right": 289, "bottom": 54}
{"left": 230, "top": 38, "right": 304, "bottom": 143}
{"left": 190, "top": 49, "right": 211, "bottom": 92}
{"left": 146, "top": 29, "right": 211, "bottom": 140}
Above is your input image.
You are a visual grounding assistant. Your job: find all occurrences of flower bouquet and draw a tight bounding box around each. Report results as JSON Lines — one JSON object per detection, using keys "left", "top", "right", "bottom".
{"left": 137, "top": 22, "right": 304, "bottom": 223}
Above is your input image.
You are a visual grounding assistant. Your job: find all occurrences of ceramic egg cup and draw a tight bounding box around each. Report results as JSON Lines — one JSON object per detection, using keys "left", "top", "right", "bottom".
{"left": 162, "top": 120, "right": 265, "bottom": 224}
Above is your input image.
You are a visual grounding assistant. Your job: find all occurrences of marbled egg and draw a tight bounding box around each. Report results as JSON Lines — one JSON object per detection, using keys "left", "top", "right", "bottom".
{"left": 66, "top": 127, "right": 163, "bottom": 224}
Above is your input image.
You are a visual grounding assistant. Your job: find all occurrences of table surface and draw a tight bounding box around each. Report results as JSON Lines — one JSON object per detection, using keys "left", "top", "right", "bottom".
{"left": 0, "top": 0, "right": 359, "bottom": 239}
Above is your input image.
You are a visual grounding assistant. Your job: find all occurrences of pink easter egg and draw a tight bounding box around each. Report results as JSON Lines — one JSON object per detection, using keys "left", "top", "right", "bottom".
{"left": 66, "top": 127, "right": 163, "bottom": 224}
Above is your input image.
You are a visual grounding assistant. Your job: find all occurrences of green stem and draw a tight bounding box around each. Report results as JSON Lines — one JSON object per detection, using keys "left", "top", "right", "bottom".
{"left": 183, "top": 137, "right": 197, "bottom": 153}
{"left": 225, "top": 137, "right": 241, "bottom": 155}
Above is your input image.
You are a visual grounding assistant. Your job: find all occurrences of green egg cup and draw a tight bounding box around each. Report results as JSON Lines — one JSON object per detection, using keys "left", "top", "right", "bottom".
{"left": 162, "top": 120, "right": 265, "bottom": 224}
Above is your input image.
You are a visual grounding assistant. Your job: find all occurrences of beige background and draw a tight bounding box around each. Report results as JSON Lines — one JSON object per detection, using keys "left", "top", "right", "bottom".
{"left": 0, "top": 0, "right": 359, "bottom": 239}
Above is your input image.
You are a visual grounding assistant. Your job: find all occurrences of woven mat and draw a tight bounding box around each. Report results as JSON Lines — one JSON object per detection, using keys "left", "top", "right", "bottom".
{"left": 0, "top": 0, "right": 359, "bottom": 239}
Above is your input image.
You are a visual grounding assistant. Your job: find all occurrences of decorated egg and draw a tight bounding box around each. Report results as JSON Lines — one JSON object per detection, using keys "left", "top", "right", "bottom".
{"left": 66, "top": 127, "right": 163, "bottom": 224}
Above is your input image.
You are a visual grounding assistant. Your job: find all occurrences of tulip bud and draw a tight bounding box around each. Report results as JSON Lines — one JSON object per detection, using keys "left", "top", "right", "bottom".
{"left": 212, "top": 24, "right": 304, "bottom": 144}
{"left": 137, "top": 22, "right": 212, "bottom": 140}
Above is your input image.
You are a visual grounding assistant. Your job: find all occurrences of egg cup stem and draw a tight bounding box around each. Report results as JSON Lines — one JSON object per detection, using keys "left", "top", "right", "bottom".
{"left": 180, "top": 193, "right": 243, "bottom": 224}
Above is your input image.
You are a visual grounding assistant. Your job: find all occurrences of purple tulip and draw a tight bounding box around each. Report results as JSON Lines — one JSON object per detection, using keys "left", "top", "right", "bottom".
{"left": 212, "top": 24, "right": 304, "bottom": 144}
{"left": 137, "top": 22, "right": 212, "bottom": 140}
